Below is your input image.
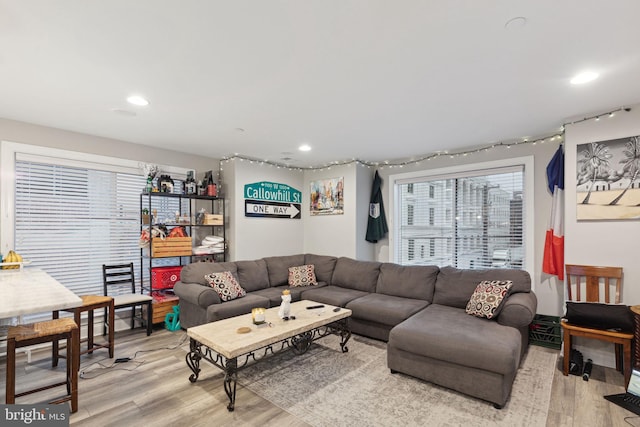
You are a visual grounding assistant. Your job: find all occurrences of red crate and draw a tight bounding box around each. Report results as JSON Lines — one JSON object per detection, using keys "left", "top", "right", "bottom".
{"left": 151, "top": 266, "right": 183, "bottom": 290}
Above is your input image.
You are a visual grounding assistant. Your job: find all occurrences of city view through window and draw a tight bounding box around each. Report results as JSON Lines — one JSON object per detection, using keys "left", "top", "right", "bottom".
{"left": 397, "top": 167, "right": 524, "bottom": 270}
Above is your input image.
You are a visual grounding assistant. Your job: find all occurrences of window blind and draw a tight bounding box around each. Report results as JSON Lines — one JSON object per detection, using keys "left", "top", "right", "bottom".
{"left": 14, "top": 161, "right": 146, "bottom": 318}
{"left": 396, "top": 166, "right": 525, "bottom": 269}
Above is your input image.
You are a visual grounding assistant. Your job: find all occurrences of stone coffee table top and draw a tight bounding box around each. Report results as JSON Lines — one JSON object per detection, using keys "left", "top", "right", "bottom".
{"left": 187, "top": 300, "right": 351, "bottom": 359}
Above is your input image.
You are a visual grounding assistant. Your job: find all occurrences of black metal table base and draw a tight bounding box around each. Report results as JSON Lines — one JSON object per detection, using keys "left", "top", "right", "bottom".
{"left": 185, "top": 318, "right": 351, "bottom": 411}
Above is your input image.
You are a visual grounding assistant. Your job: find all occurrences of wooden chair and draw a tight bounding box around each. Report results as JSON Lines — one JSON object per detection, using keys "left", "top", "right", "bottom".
{"left": 103, "top": 263, "right": 153, "bottom": 336}
{"left": 6, "top": 318, "right": 79, "bottom": 412}
{"left": 53, "top": 295, "right": 115, "bottom": 367}
{"left": 561, "top": 264, "right": 633, "bottom": 386}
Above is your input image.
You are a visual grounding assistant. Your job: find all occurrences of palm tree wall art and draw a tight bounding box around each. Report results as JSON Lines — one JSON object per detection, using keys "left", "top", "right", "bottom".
{"left": 576, "top": 135, "right": 640, "bottom": 220}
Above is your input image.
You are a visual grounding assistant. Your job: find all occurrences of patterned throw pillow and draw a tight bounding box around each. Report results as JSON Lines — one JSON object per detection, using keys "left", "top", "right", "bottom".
{"left": 465, "top": 280, "right": 513, "bottom": 319}
{"left": 288, "top": 264, "right": 318, "bottom": 287}
{"left": 205, "top": 271, "right": 246, "bottom": 301}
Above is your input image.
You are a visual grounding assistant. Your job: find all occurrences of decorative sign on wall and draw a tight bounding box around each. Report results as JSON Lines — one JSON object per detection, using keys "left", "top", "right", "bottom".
{"left": 310, "top": 177, "right": 344, "bottom": 216}
{"left": 577, "top": 135, "right": 640, "bottom": 220}
{"left": 244, "top": 181, "right": 302, "bottom": 219}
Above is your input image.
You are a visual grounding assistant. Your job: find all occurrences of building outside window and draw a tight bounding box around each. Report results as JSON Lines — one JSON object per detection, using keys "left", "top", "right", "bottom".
{"left": 392, "top": 158, "right": 532, "bottom": 271}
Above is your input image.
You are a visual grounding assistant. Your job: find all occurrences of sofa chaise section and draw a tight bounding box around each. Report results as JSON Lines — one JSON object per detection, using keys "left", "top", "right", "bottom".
{"left": 387, "top": 266, "right": 537, "bottom": 408}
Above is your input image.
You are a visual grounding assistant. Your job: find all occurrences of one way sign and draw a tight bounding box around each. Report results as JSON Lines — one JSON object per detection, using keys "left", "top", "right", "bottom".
{"left": 245, "top": 200, "right": 301, "bottom": 219}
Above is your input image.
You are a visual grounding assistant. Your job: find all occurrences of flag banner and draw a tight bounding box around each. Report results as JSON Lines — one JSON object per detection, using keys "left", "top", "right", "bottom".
{"left": 366, "top": 171, "right": 388, "bottom": 243}
{"left": 543, "top": 145, "right": 565, "bottom": 279}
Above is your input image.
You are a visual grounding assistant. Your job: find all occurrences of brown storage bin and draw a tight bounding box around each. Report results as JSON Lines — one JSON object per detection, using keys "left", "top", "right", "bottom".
{"left": 151, "top": 237, "right": 192, "bottom": 257}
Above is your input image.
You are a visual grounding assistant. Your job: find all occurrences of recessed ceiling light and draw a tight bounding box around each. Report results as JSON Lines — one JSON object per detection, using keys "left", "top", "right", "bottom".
{"left": 299, "top": 144, "right": 312, "bottom": 152}
{"left": 127, "top": 95, "right": 150, "bottom": 106}
{"left": 570, "top": 71, "right": 599, "bottom": 85}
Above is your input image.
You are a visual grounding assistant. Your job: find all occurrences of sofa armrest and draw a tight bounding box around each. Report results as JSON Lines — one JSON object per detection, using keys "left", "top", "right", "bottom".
{"left": 174, "top": 281, "right": 221, "bottom": 308}
{"left": 497, "top": 291, "right": 537, "bottom": 329}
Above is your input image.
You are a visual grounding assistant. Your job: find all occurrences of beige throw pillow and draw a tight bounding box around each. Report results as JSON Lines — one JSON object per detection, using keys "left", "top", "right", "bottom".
{"left": 288, "top": 264, "right": 318, "bottom": 287}
{"left": 205, "top": 271, "right": 246, "bottom": 301}
{"left": 465, "top": 280, "right": 513, "bottom": 319}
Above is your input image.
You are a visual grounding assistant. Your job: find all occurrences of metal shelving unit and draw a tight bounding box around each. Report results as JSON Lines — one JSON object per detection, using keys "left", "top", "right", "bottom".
{"left": 139, "top": 192, "right": 226, "bottom": 296}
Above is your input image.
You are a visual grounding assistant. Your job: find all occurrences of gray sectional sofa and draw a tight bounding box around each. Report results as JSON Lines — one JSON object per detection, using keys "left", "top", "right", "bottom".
{"left": 173, "top": 254, "right": 537, "bottom": 408}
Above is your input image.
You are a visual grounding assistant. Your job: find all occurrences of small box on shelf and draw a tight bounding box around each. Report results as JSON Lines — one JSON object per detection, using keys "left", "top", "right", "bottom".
{"left": 204, "top": 214, "right": 223, "bottom": 225}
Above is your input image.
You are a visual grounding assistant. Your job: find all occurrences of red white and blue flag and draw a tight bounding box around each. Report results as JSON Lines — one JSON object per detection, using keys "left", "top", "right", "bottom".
{"left": 542, "top": 145, "right": 565, "bottom": 279}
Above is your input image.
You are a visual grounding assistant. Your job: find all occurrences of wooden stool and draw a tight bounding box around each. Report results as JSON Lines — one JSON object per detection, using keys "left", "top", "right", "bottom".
{"left": 6, "top": 318, "right": 79, "bottom": 413}
{"left": 53, "top": 295, "right": 115, "bottom": 367}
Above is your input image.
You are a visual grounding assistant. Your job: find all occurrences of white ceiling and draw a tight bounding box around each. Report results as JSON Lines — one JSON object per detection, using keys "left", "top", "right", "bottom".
{"left": 1, "top": 1, "right": 640, "bottom": 168}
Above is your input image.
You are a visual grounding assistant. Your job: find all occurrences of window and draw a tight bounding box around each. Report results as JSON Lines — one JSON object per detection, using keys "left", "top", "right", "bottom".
{"left": 407, "top": 239, "right": 415, "bottom": 261}
{"left": 407, "top": 204, "right": 414, "bottom": 225}
{"left": 1, "top": 141, "right": 188, "bottom": 322}
{"left": 392, "top": 157, "right": 532, "bottom": 271}
{"left": 407, "top": 183, "right": 414, "bottom": 194}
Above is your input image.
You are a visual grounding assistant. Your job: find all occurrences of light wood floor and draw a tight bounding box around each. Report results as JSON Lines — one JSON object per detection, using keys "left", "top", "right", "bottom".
{"left": 1, "top": 327, "right": 639, "bottom": 427}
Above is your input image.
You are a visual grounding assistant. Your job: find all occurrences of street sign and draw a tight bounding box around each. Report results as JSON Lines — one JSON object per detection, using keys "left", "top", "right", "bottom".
{"left": 244, "top": 181, "right": 301, "bottom": 204}
{"left": 244, "top": 181, "right": 302, "bottom": 219}
{"left": 245, "top": 200, "right": 301, "bottom": 219}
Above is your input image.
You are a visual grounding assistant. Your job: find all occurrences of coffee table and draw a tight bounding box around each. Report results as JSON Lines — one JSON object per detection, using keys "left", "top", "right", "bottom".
{"left": 185, "top": 299, "right": 352, "bottom": 411}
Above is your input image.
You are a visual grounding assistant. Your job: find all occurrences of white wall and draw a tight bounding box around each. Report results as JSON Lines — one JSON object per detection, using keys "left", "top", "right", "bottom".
{"left": 223, "top": 158, "right": 304, "bottom": 260}
{"left": 303, "top": 163, "right": 374, "bottom": 260}
{"left": 564, "top": 104, "right": 640, "bottom": 367}
{"left": 0, "top": 118, "right": 217, "bottom": 174}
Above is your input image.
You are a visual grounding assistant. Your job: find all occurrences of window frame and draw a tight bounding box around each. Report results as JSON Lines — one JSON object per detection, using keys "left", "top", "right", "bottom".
{"left": 1, "top": 141, "right": 190, "bottom": 320}
{"left": 388, "top": 156, "right": 535, "bottom": 277}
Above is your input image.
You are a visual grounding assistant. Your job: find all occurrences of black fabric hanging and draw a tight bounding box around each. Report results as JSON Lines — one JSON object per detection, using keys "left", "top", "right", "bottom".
{"left": 366, "top": 170, "right": 389, "bottom": 243}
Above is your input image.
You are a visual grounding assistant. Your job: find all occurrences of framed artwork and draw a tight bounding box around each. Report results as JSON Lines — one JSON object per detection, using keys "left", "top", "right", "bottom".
{"left": 310, "top": 177, "right": 344, "bottom": 215}
{"left": 577, "top": 135, "right": 640, "bottom": 220}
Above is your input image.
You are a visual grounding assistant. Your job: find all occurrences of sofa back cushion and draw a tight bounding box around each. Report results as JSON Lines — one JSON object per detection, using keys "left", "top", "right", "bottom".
{"left": 304, "top": 254, "right": 338, "bottom": 284}
{"left": 433, "top": 266, "right": 531, "bottom": 309}
{"left": 376, "top": 263, "right": 439, "bottom": 301}
{"left": 331, "top": 257, "right": 381, "bottom": 292}
{"left": 180, "top": 261, "right": 238, "bottom": 286}
{"left": 263, "top": 255, "right": 305, "bottom": 287}
{"left": 235, "top": 259, "right": 270, "bottom": 292}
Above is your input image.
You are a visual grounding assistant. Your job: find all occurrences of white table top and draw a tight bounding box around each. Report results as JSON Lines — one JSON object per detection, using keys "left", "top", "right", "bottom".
{"left": 0, "top": 268, "right": 82, "bottom": 318}
{"left": 187, "top": 300, "right": 352, "bottom": 359}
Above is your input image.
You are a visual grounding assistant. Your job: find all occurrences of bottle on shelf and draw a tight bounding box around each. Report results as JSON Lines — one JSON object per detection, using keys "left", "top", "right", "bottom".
{"left": 206, "top": 171, "right": 217, "bottom": 197}
{"left": 185, "top": 171, "right": 197, "bottom": 195}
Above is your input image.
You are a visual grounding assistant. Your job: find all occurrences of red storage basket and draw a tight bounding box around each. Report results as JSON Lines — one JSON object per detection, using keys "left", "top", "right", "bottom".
{"left": 151, "top": 266, "right": 183, "bottom": 290}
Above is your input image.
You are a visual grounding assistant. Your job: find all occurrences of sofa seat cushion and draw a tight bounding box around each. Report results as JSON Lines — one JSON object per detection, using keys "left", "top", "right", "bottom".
{"left": 252, "top": 282, "right": 328, "bottom": 305}
{"left": 389, "top": 304, "right": 521, "bottom": 375}
{"left": 346, "top": 293, "right": 429, "bottom": 326}
{"left": 205, "top": 294, "right": 270, "bottom": 323}
{"left": 300, "top": 285, "right": 369, "bottom": 307}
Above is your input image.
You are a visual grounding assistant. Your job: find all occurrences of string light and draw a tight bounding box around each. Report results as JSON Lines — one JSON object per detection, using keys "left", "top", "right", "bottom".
{"left": 563, "top": 106, "right": 629, "bottom": 126}
{"left": 219, "top": 132, "right": 563, "bottom": 172}
{"left": 218, "top": 106, "right": 630, "bottom": 172}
